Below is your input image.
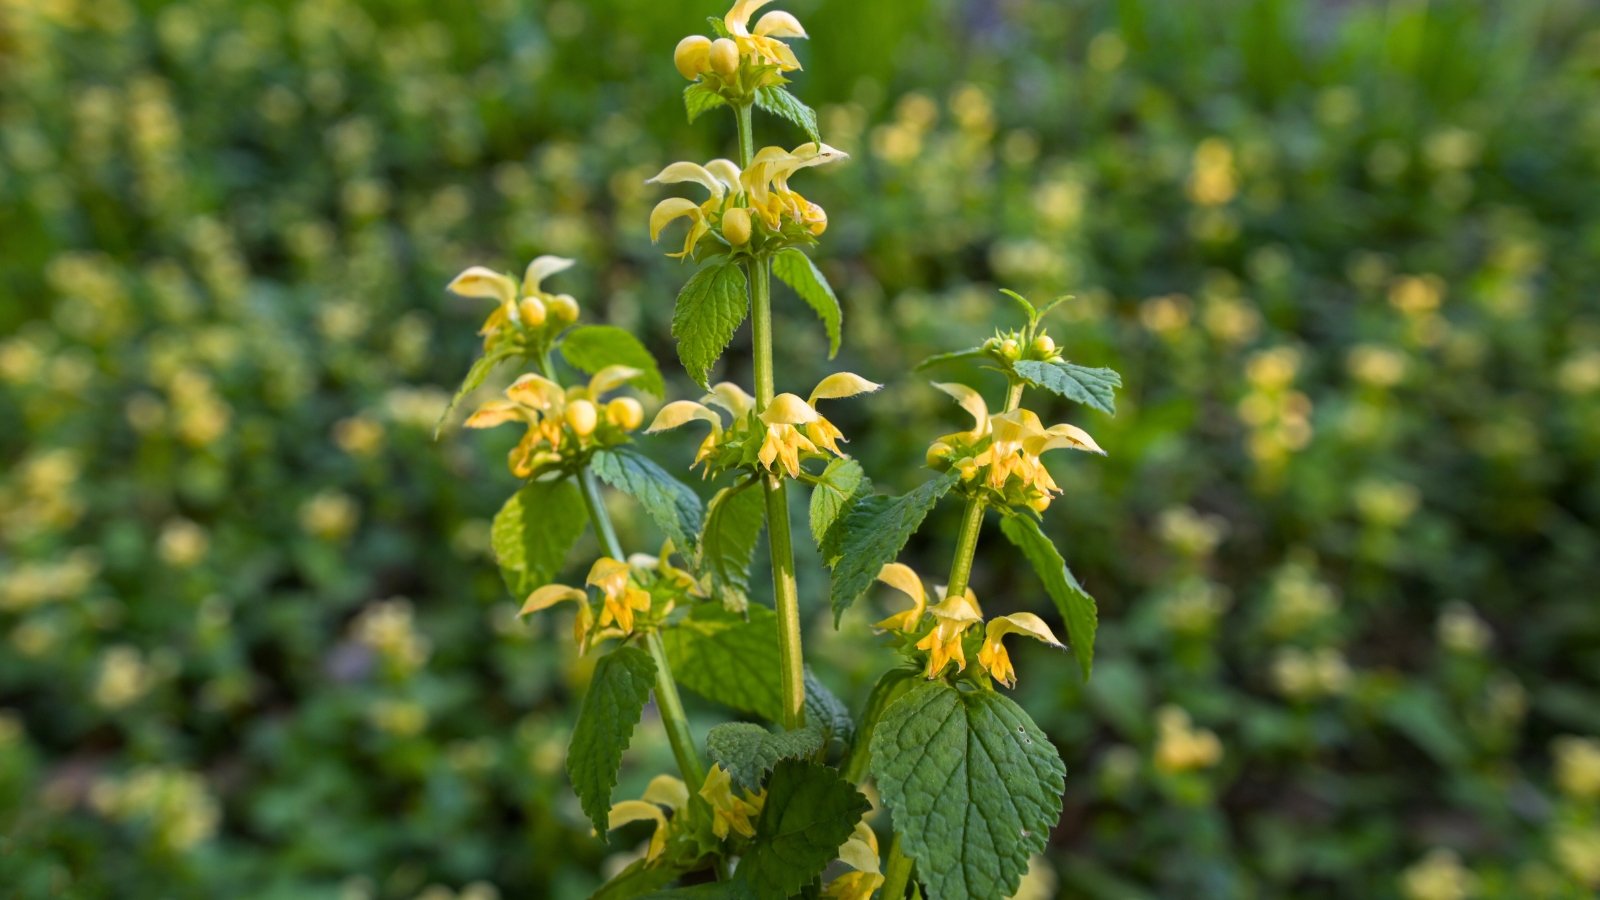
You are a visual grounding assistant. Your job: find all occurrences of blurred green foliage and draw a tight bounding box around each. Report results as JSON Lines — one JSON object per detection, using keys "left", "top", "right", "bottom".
{"left": 3, "top": 0, "right": 1600, "bottom": 897}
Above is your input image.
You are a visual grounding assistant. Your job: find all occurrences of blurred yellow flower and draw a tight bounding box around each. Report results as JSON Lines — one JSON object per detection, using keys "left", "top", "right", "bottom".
{"left": 1400, "top": 848, "right": 1476, "bottom": 900}
{"left": 1154, "top": 706, "right": 1222, "bottom": 773}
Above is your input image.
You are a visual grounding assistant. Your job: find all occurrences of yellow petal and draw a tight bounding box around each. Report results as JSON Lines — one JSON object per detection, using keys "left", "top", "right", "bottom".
{"left": 990, "top": 408, "right": 1046, "bottom": 446}
{"left": 647, "top": 161, "right": 727, "bottom": 201}
{"left": 464, "top": 400, "right": 522, "bottom": 429}
{"left": 587, "top": 364, "right": 643, "bottom": 398}
{"left": 648, "top": 400, "right": 722, "bottom": 434}
{"left": 928, "top": 587, "right": 983, "bottom": 624}
{"left": 932, "top": 382, "right": 989, "bottom": 435}
{"left": 1029, "top": 422, "right": 1107, "bottom": 456}
{"left": 586, "top": 557, "right": 633, "bottom": 593}
{"left": 506, "top": 374, "right": 565, "bottom": 410}
{"left": 650, "top": 198, "right": 704, "bottom": 242}
{"left": 607, "top": 800, "right": 666, "bottom": 830}
{"left": 704, "top": 158, "right": 744, "bottom": 193}
{"left": 447, "top": 266, "right": 516, "bottom": 305}
{"left": 724, "top": 0, "right": 776, "bottom": 35}
{"left": 836, "top": 820, "right": 880, "bottom": 874}
{"left": 760, "top": 393, "right": 819, "bottom": 426}
{"left": 788, "top": 142, "right": 850, "bottom": 168}
{"left": 876, "top": 563, "right": 926, "bottom": 608}
{"left": 808, "top": 372, "right": 882, "bottom": 403}
{"left": 705, "top": 382, "right": 756, "bottom": 419}
{"left": 754, "top": 10, "right": 807, "bottom": 38}
{"left": 521, "top": 585, "right": 585, "bottom": 616}
{"left": 641, "top": 775, "right": 690, "bottom": 810}
{"left": 521, "top": 256, "right": 575, "bottom": 295}
{"left": 985, "top": 612, "right": 1064, "bottom": 648}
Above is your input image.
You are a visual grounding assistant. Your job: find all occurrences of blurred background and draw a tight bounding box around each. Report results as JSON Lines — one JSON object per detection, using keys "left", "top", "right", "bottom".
{"left": 3, "top": 0, "right": 1600, "bottom": 897}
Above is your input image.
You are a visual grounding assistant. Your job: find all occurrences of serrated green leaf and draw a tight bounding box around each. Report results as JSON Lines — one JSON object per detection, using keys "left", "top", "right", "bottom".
{"left": 842, "top": 665, "right": 921, "bottom": 783}
{"left": 753, "top": 86, "right": 819, "bottom": 143}
{"left": 706, "top": 723, "right": 824, "bottom": 791}
{"left": 826, "top": 471, "right": 958, "bottom": 624}
{"left": 807, "top": 457, "right": 868, "bottom": 553}
{"left": 491, "top": 479, "right": 587, "bottom": 599}
{"left": 660, "top": 604, "right": 783, "bottom": 722}
{"left": 568, "top": 645, "right": 657, "bottom": 838}
{"left": 999, "top": 513, "right": 1097, "bottom": 680}
{"left": 684, "top": 82, "right": 728, "bottom": 124}
{"left": 771, "top": 249, "right": 841, "bottom": 358}
{"left": 672, "top": 262, "right": 749, "bottom": 389}
{"left": 701, "top": 481, "right": 766, "bottom": 612}
{"left": 739, "top": 761, "right": 868, "bottom": 900}
{"left": 591, "top": 447, "right": 704, "bottom": 553}
{"left": 560, "top": 325, "right": 665, "bottom": 397}
{"left": 869, "top": 682, "right": 1065, "bottom": 900}
{"left": 1011, "top": 359, "right": 1122, "bottom": 416}
{"left": 434, "top": 346, "right": 516, "bottom": 437}
{"left": 803, "top": 670, "right": 854, "bottom": 749}
{"left": 590, "top": 854, "right": 688, "bottom": 899}
{"left": 913, "top": 347, "right": 987, "bottom": 372}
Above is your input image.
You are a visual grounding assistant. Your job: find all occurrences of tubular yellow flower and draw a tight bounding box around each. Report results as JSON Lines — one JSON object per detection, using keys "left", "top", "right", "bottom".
{"left": 977, "top": 613, "right": 1064, "bottom": 688}
{"left": 648, "top": 399, "right": 726, "bottom": 468}
{"left": 606, "top": 774, "right": 689, "bottom": 861}
{"left": 874, "top": 562, "right": 927, "bottom": 632}
{"left": 674, "top": 35, "right": 713, "bottom": 80}
{"left": 724, "top": 0, "right": 807, "bottom": 71}
{"left": 650, "top": 197, "right": 710, "bottom": 259}
{"left": 757, "top": 393, "right": 820, "bottom": 478}
{"left": 742, "top": 143, "right": 848, "bottom": 231}
{"left": 447, "top": 256, "right": 578, "bottom": 347}
{"left": 824, "top": 821, "right": 884, "bottom": 899}
{"left": 914, "top": 586, "right": 984, "bottom": 678}
{"left": 709, "top": 37, "right": 741, "bottom": 79}
{"left": 586, "top": 557, "right": 652, "bottom": 635}
{"left": 520, "top": 584, "right": 594, "bottom": 648}
{"left": 699, "top": 764, "right": 762, "bottom": 840}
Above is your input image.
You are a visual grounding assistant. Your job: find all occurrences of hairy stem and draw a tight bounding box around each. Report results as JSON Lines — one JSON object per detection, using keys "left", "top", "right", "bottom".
{"left": 879, "top": 834, "right": 917, "bottom": 900}
{"left": 576, "top": 468, "right": 706, "bottom": 789}
{"left": 735, "top": 100, "right": 807, "bottom": 729}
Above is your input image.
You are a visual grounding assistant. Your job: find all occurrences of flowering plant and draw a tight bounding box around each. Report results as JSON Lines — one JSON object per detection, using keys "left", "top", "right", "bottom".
{"left": 440, "top": 4, "right": 1120, "bottom": 896}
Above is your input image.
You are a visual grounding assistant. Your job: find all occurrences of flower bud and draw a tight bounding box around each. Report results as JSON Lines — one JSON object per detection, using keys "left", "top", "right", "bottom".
{"left": 722, "top": 207, "right": 752, "bottom": 246}
{"left": 565, "top": 399, "right": 598, "bottom": 437}
{"left": 517, "top": 296, "right": 547, "bottom": 328}
{"left": 606, "top": 397, "right": 645, "bottom": 432}
{"left": 925, "top": 441, "right": 953, "bottom": 468}
{"left": 1031, "top": 335, "right": 1056, "bottom": 358}
{"left": 548, "top": 294, "right": 580, "bottom": 325}
{"left": 674, "top": 35, "right": 713, "bottom": 80}
{"left": 709, "top": 38, "right": 740, "bottom": 81}
{"left": 1028, "top": 495, "right": 1053, "bottom": 514}
{"left": 957, "top": 459, "right": 979, "bottom": 481}
{"left": 1000, "top": 339, "right": 1020, "bottom": 361}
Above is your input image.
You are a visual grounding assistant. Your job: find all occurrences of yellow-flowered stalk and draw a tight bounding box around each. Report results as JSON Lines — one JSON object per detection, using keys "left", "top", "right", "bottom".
{"left": 734, "top": 100, "right": 807, "bottom": 731}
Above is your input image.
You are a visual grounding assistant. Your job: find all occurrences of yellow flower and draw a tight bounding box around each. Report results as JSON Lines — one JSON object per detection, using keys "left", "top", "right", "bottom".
{"left": 699, "top": 764, "right": 763, "bottom": 840}
{"left": 647, "top": 381, "right": 757, "bottom": 470}
{"left": 647, "top": 147, "right": 844, "bottom": 256}
{"left": 466, "top": 365, "right": 645, "bottom": 477}
{"left": 823, "top": 821, "right": 884, "bottom": 900}
{"left": 914, "top": 586, "right": 984, "bottom": 678}
{"left": 647, "top": 160, "right": 739, "bottom": 258}
{"left": 446, "top": 256, "right": 575, "bottom": 347}
{"left": 586, "top": 557, "right": 653, "bottom": 635}
{"left": 743, "top": 143, "right": 848, "bottom": 233}
{"left": 724, "top": 0, "right": 808, "bottom": 71}
{"left": 607, "top": 774, "right": 690, "bottom": 862}
{"left": 874, "top": 563, "right": 927, "bottom": 632}
{"left": 977, "top": 613, "right": 1064, "bottom": 688}
{"left": 932, "top": 383, "right": 1104, "bottom": 510}
{"left": 520, "top": 583, "right": 594, "bottom": 649}
{"left": 757, "top": 372, "right": 879, "bottom": 478}
{"left": 1153, "top": 705, "right": 1223, "bottom": 773}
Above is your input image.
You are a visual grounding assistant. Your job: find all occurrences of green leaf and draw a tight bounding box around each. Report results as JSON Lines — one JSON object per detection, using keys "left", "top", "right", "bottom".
{"left": 999, "top": 513, "right": 1097, "bottom": 680}
{"left": 739, "top": 761, "right": 869, "bottom": 900}
{"left": 701, "top": 481, "right": 766, "bottom": 612}
{"left": 591, "top": 857, "right": 687, "bottom": 900}
{"left": 913, "top": 347, "right": 987, "bottom": 372}
{"left": 753, "top": 86, "right": 820, "bottom": 143}
{"left": 807, "top": 457, "right": 868, "bottom": 552}
{"left": 568, "top": 646, "right": 658, "bottom": 837}
{"left": 999, "top": 288, "right": 1037, "bottom": 320}
{"left": 560, "top": 325, "right": 665, "bottom": 397}
{"left": 660, "top": 604, "right": 783, "bottom": 722}
{"left": 707, "top": 16, "right": 730, "bottom": 37}
{"left": 672, "top": 262, "right": 749, "bottom": 389}
{"left": 706, "top": 723, "right": 824, "bottom": 791}
{"left": 843, "top": 665, "right": 921, "bottom": 782}
{"left": 771, "top": 249, "right": 842, "bottom": 358}
{"left": 803, "top": 670, "right": 854, "bottom": 749}
{"left": 870, "top": 682, "right": 1065, "bottom": 900}
{"left": 434, "top": 346, "right": 515, "bottom": 438}
{"left": 826, "top": 471, "right": 959, "bottom": 624}
{"left": 685, "top": 83, "right": 728, "bottom": 124}
{"left": 642, "top": 883, "right": 754, "bottom": 900}
{"left": 591, "top": 448, "right": 705, "bottom": 553}
{"left": 1011, "top": 359, "right": 1122, "bottom": 416}
{"left": 491, "top": 479, "right": 588, "bottom": 598}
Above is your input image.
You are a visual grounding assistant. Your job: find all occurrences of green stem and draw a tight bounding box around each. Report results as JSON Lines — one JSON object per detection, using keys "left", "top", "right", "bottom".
{"left": 735, "top": 99, "right": 806, "bottom": 730}
{"left": 576, "top": 468, "right": 706, "bottom": 790}
{"left": 880, "top": 834, "right": 916, "bottom": 900}
{"left": 1005, "top": 378, "right": 1025, "bottom": 413}
{"left": 945, "top": 494, "right": 987, "bottom": 599}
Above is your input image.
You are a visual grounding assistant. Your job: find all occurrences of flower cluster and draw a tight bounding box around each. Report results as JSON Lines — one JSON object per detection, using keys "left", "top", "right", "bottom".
{"left": 446, "top": 256, "right": 580, "bottom": 353}
{"left": 875, "top": 563, "right": 1064, "bottom": 687}
{"left": 520, "top": 549, "right": 699, "bottom": 652}
{"left": 465, "top": 367, "right": 646, "bottom": 478}
{"left": 673, "top": 0, "right": 808, "bottom": 101}
{"left": 649, "top": 373, "right": 878, "bottom": 479}
{"left": 648, "top": 143, "right": 848, "bottom": 259}
{"left": 925, "top": 383, "right": 1104, "bottom": 513}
